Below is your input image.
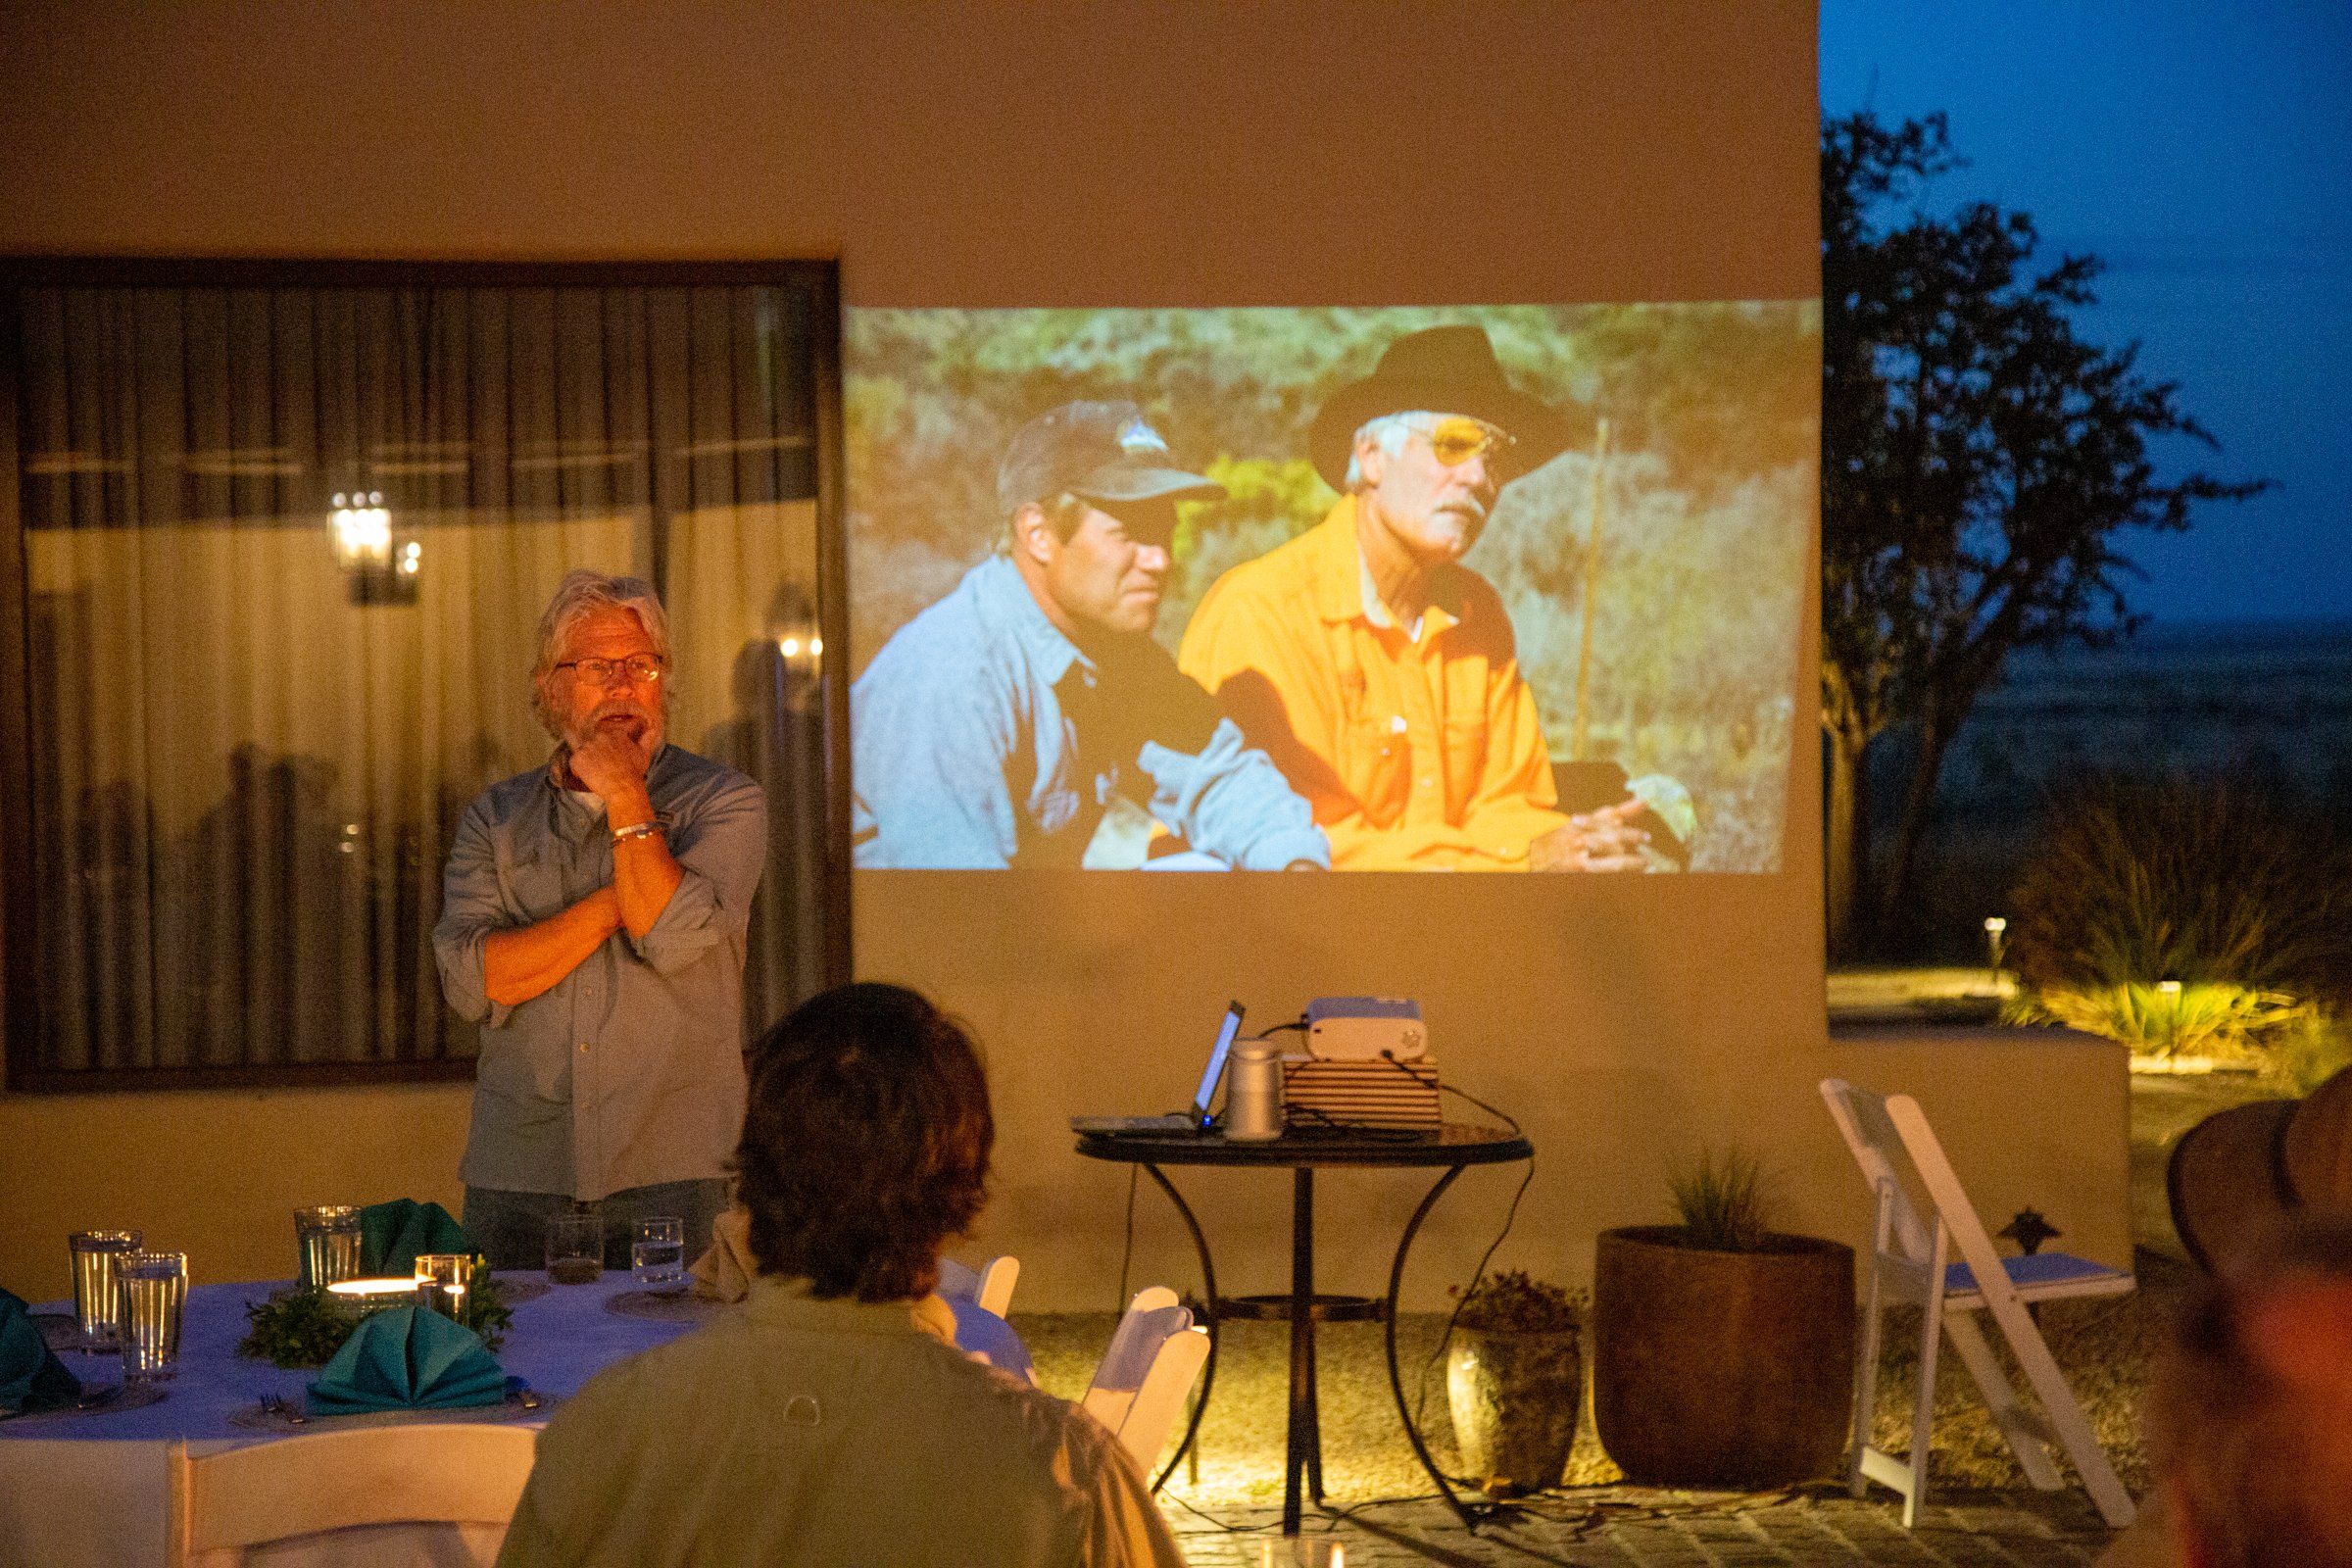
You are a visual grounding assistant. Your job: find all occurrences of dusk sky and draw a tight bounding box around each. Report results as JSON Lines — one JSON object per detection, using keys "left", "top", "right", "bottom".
{"left": 1819, "top": 2, "right": 2352, "bottom": 627}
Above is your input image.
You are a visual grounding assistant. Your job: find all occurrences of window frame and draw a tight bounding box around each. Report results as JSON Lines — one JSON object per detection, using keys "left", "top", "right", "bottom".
{"left": 0, "top": 256, "right": 853, "bottom": 1093}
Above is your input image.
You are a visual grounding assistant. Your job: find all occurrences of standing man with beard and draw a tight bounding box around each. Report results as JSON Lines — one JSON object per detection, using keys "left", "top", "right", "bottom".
{"left": 436, "top": 571, "right": 766, "bottom": 1269}
{"left": 1180, "top": 325, "right": 1651, "bottom": 871}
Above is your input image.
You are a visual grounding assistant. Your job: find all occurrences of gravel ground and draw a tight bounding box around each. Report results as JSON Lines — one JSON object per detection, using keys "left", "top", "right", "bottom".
{"left": 1012, "top": 1250, "right": 2189, "bottom": 1515}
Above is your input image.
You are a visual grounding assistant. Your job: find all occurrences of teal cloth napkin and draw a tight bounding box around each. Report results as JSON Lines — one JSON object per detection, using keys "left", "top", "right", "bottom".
{"left": 306, "top": 1305, "right": 509, "bottom": 1415}
{"left": 0, "top": 1286, "right": 81, "bottom": 1415}
{"left": 358, "top": 1199, "right": 471, "bottom": 1277}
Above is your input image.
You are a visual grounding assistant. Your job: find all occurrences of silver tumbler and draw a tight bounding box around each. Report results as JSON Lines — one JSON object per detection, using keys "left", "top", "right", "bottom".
{"left": 1224, "top": 1038, "right": 1286, "bottom": 1141}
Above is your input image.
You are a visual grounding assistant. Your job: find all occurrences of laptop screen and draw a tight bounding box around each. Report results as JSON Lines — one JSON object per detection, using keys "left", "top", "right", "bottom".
{"left": 1187, "top": 1004, "right": 1246, "bottom": 1123}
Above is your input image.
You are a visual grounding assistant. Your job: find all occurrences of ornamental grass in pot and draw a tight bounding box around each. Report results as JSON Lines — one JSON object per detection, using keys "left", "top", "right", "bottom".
{"left": 1592, "top": 1150, "right": 1854, "bottom": 1488}
{"left": 1445, "top": 1269, "right": 1586, "bottom": 1496}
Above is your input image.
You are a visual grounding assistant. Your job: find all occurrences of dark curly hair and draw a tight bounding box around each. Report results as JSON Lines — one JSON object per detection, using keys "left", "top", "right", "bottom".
{"left": 734, "top": 982, "right": 993, "bottom": 1301}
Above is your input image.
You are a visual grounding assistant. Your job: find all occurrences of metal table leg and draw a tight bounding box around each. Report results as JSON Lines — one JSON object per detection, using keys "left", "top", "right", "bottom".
{"left": 1383, "top": 1162, "right": 1484, "bottom": 1530}
{"left": 1138, "top": 1163, "right": 1218, "bottom": 1493}
{"left": 1285, "top": 1166, "right": 1314, "bottom": 1535}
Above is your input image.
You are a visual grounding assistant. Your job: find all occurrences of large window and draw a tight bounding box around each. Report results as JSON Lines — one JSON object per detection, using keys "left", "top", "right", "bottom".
{"left": 0, "top": 261, "right": 848, "bottom": 1090}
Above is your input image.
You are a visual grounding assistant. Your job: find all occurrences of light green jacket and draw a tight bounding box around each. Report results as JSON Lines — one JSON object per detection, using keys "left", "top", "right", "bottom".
{"left": 496, "top": 1276, "right": 1187, "bottom": 1568}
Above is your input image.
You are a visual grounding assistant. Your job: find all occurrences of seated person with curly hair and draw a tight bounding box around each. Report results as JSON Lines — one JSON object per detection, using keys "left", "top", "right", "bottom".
{"left": 497, "top": 983, "right": 1188, "bottom": 1568}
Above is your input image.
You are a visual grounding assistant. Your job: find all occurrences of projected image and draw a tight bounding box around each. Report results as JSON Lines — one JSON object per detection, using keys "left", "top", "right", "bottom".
{"left": 846, "top": 306, "right": 1816, "bottom": 872}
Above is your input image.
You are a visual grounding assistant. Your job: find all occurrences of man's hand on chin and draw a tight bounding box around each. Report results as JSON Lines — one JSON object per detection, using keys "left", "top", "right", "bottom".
{"left": 568, "top": 719, "right": 655, "bottom": 807}
{"left": 1527, "top": 799, "right": 1650, "bottom": 873}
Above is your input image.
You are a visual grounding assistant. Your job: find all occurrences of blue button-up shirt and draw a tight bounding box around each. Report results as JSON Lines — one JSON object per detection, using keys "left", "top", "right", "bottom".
{"left": 852, "top": 556, "right": 1329, "bottom": 870}
{"left": 434, "top": 745, "right": 767, "bottom": 1200}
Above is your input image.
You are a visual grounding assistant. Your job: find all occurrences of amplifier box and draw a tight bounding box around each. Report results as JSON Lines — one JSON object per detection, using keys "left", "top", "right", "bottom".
{"left": 1282, "top": 1054, "right": 1440, "bottom": 1133}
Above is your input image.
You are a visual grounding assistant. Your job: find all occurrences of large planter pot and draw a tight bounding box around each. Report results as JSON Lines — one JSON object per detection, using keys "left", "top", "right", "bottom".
{"left": 1446, "top": 1325, "right": 1581, "bottom": 1496}
{"left": 1592, "top": 1226, "right": 1855, "bottom": 1488}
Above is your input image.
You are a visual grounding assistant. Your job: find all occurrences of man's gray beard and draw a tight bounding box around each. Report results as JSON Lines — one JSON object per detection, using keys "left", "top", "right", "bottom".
{"left": 566, "top": 708, "right": 663, "bottom": 755}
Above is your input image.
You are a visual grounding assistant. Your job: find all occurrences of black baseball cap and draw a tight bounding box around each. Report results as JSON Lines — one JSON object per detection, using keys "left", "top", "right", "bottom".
{"left": 997, "top": 400, "right": 1226, "bottom": 516}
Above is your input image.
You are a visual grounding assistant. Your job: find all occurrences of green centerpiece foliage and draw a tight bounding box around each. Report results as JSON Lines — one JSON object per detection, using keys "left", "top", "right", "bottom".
{"left": 238, "top": 1257, "right": 512, "bottom": 1369}
{"left": 237, "top": 1288, "right": 351, "bottom": 1369}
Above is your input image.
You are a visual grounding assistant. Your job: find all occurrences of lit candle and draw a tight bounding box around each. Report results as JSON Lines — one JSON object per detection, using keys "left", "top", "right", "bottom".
{"left": 328, "top": 1278, "right": 419, "bottom": 1315}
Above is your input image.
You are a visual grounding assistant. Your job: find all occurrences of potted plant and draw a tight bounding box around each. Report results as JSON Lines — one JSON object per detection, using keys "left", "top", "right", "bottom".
{"left": 1445, "top": 1269, "right": 1586, "bottom": 1496}
{"left": 1592, "top": 1149, "right": 1854, "bottom": 1488}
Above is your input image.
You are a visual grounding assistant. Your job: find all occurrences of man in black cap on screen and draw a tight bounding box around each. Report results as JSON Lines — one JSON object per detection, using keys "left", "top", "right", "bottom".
{"left": 852, "top": 400, "right": 1329, "bottom": 870}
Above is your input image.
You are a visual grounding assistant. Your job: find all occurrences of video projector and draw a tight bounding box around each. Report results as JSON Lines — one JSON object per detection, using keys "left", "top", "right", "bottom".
{"left": 1288, "top": 998, "right": 1438, "bottom": 1133}
{"left": 1303, "top": 996, "right": 1427, "bottom": 1060}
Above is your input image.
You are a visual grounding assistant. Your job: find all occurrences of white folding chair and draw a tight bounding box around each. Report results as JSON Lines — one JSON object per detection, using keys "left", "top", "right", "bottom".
{"left": 1820, "top": 1078, "right": 2136, "bottom": 1529}
{"left": 1080, "top": 1286, "right": 1211, "bottom": 1469}
{"left": 167, "top": 1423, "right": 539, "bottom": 1567}
{"left": 938, "top": 1252, "right": 1021, "bottom": 1318}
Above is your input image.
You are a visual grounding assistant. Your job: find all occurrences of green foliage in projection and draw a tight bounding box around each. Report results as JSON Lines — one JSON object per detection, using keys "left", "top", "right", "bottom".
{"left": 846, "top": 303, "right": 1818, "bottom": 871}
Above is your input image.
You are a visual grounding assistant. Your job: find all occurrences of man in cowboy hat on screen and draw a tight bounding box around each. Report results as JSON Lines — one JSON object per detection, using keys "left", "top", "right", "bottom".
{"left": 1178, "top": 324, "right": 1650, "bottom": 871}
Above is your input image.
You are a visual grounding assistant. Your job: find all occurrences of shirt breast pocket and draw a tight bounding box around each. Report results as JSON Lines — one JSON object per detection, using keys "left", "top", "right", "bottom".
{"left": 1442, "top": 713, "right": 1490, "bottom": 807}
{"left": 502, "top": 850, "right": 573, "bottom": 926}
{"left": 1340, "top": 710, "right": 1412, "bottom": 825}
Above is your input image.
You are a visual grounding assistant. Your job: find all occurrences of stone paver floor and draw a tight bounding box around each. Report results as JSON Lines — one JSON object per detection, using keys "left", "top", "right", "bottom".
{"left": 1169, "top": 1486, "right": 2114, "bottom": 1567}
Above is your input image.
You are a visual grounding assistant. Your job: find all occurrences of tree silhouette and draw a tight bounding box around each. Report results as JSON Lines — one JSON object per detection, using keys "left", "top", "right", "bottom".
{"left": 1821, "top": 111, "right": 2268, "bottom": 956}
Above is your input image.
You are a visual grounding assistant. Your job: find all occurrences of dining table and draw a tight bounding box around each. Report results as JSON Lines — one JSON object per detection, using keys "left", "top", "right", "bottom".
{"left": 0, "top": 1268, "right": 1031, "bottom": 1566}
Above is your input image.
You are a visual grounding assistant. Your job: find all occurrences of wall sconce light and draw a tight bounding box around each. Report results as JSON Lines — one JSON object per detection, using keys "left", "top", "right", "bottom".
{"left": 329, "top": 490, "right": 418, "bottom": 606}
{"left": 330, "top": 492, "right": 391, "bottom": 568}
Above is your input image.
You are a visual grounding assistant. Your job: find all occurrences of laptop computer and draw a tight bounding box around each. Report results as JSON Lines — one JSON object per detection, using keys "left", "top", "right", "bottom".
{"left": 1070, "top": 1003, "right": 1245, "bottom": 1136}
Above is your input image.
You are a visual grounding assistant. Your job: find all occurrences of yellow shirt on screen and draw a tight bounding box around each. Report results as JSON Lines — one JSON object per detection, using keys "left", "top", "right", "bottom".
{"left": 1177, "top": 499, "right": 1568, "bottom": 870}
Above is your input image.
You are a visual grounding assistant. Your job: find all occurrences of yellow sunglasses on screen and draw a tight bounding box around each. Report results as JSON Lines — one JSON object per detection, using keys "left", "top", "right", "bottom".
{"left": 1425, "top": 416, "right": 1517, "bottom": 469}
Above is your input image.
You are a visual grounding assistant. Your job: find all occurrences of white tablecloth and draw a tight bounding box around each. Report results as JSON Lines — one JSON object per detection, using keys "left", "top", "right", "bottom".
{"left": 0, "top": 1271, "right": 1027, "bottom": 1566}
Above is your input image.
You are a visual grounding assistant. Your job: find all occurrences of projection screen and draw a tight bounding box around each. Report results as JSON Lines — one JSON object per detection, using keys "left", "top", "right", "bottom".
{"left": 846, "top": 304, "right": 1815, "bottom": 874}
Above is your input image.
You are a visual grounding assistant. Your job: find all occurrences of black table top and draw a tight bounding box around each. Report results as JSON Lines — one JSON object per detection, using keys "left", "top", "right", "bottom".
{"left": 1075, "top": 1121, "right": 1531, "bottom": 1168}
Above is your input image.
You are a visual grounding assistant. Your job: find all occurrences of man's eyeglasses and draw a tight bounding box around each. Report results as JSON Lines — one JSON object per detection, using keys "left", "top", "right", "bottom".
{"left": 556, "top": 656, "right": 667, "bottom": 688}
{"left": 1421, "top": 416, "right": 1517, "bottom": 471}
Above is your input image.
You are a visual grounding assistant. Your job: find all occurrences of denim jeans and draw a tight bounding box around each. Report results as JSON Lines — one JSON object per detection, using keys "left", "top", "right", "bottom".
{"left": 463, "top": 1178, "right": 730, "bottom": 1272}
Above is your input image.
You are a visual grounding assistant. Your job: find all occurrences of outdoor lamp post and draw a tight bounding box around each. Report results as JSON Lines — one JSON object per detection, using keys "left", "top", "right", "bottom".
{"left": 1984, "top": 915, "right": 2008, "bottom": 975}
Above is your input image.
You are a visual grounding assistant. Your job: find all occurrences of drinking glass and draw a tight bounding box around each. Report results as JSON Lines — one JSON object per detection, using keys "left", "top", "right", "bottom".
{"left": 414, "top": 1251, "right": 473, "bottom": 1317}
{"left": 69, "top": 1231, "right": 141, "bottom": 1348}
{"left": 545, "top": 1207, "right": 604, "bottom": 1285}
{"left": 294, "top": 1205, "right": 365, "bottom": 1291}
{"left": 118, "top": 1250, "right": 187, "bottom": 1383}
{"left": 631, "top": 1217, "right": 686, "bottom": 1289}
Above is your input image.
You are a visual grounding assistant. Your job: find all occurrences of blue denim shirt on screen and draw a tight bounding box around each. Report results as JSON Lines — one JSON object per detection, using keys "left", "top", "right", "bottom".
{"left": 852, "top": 556, "right": 1329, "bottom": 870}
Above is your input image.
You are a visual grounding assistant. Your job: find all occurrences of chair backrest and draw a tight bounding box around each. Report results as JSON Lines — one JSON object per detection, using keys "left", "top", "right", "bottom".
{"left": 169, "top": 1423, "right": 539, "bottom": 1566}
{"left": 1820, "top": 1076, "right": 1938, "bottom": 1263}
{"left": 937, "top": 1254, "right": 1020, "bottom": 1318}
{"left": 1820, "top": 1077, "right": 2020, "bottom": 1290}
{"left": 1081, "top": 1287, "right": 1208, "bottom": 1465}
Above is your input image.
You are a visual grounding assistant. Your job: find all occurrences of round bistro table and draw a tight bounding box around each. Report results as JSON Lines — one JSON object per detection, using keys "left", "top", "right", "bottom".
{"left": 1076, "top": 1122, "right": 1532, "bottom": 1534}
